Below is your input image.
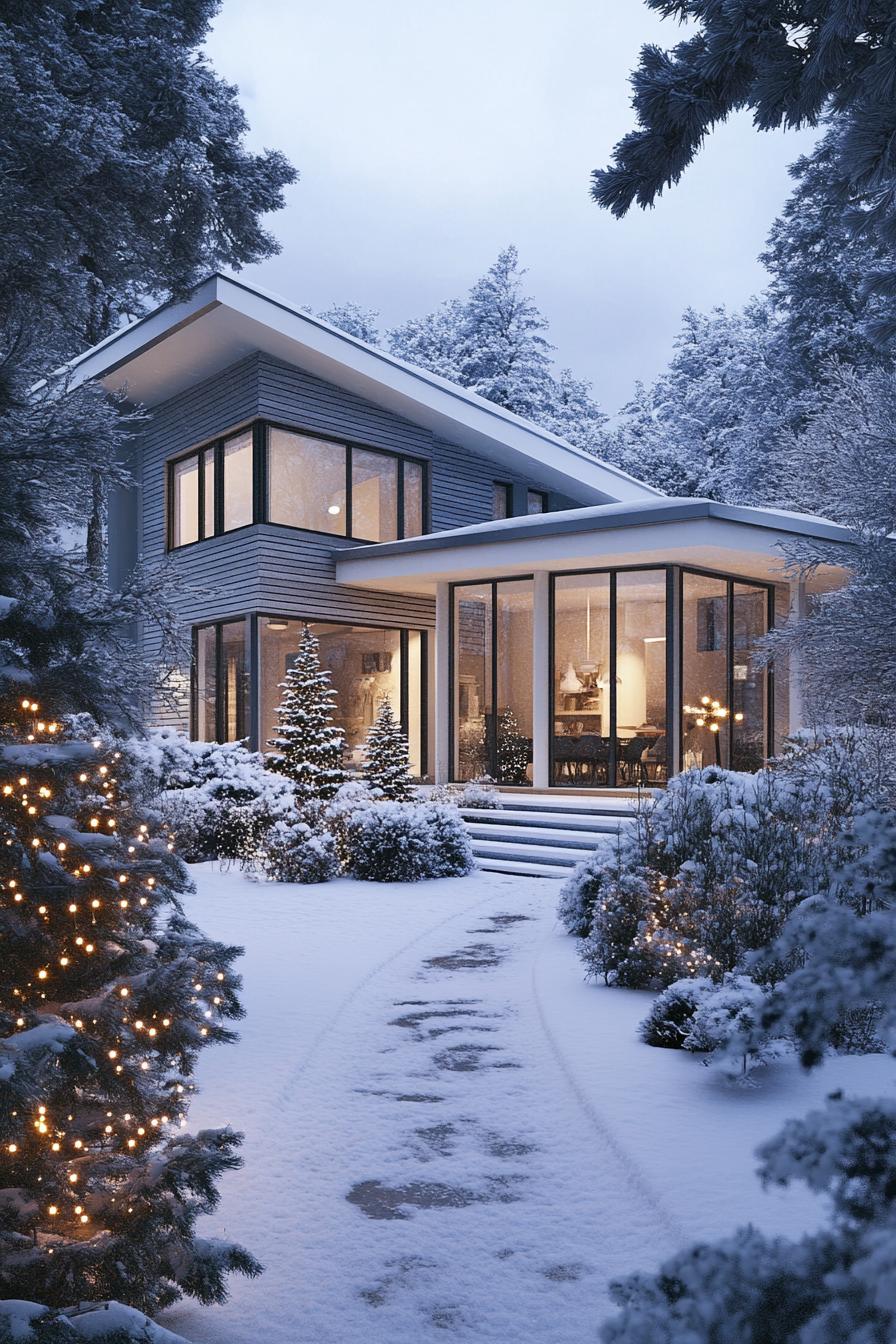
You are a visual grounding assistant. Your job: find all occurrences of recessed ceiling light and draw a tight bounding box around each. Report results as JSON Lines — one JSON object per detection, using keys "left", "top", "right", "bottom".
{"left": 327, "top": 504, "right": 342, "bottom": 515}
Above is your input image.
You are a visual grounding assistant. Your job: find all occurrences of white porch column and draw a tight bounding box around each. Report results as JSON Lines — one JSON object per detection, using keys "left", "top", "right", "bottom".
{"left": 434, "top": 582, "right": 451, "bottom": 784}
{"left": 532, "top": 570, "right": 551, "bottom": 789}
{"left": 788, "top": 578, "right": 808, "bottom": 735}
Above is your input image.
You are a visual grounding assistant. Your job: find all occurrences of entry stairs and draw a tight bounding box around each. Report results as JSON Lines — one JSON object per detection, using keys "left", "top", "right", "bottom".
{"left": 460, "top": 791, "right": 641, "bottom": 879}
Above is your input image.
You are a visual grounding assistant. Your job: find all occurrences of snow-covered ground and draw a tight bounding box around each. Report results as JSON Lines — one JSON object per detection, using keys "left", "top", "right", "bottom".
{"left": 164, "top": 866, "right": 896, "bottom": 1343}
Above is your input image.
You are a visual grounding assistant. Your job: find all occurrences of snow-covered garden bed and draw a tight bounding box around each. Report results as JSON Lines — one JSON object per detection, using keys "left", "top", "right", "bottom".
{"left": 161, "top": 864, "right": 896, "bottom": 1344}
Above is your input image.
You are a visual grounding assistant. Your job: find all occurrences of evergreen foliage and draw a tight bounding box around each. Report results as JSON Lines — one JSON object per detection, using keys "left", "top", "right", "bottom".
{"left": 363, "top": 698, "right": 413, "bottom": 801}
{"left": 0, "top": 692, "right": 260, "bottom": 1311}
{"left": 0, "top": 0, "right": 296, "bottom": 356}
{"left": 267, "top": 626, "right": 346, "bottom": 804}
{"left": 328, "top": 246, "right": 608, "bottom": 454}
{"left": 592, "top": 2, "right": 896, "bottom": 341}
{"left": 768, "top": 365, "right": 896, "bottom": 727}
{"left": 340, "top": 802, "right": 474, "bottom": 883}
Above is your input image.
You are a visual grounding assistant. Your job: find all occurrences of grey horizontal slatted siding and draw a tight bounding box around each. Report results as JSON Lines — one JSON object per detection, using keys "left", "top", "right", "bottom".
{"left": 134, "top": 351, "right": 590, "bottom": 734}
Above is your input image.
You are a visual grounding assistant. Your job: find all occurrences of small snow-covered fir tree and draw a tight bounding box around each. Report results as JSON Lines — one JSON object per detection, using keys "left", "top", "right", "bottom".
{"left": 268, "top": 625, "right": 346, "bottom": 804}
{"left": 363, "top": 697, "right": 413, "bottom": 801}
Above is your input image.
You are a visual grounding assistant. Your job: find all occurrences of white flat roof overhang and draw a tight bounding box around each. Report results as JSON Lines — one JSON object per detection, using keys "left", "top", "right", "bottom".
{"left": 63, "top": 274, "right": 658, "bottom": 507}
{"left": 335, "top": 500, "right": 853, "bottom": 594}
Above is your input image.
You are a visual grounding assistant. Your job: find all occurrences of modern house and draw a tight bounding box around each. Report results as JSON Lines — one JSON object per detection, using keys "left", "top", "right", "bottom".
{"left": 69, "top": 273, "right": 850, "bottom": 794}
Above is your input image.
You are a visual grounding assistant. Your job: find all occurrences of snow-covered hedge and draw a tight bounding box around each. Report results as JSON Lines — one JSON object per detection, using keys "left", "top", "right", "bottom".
{"left": 0, "top": 1299, "right": 191, "bottom": 1342}
{"left": 561, "top": 733, "right": 891, "bottom": 990}
{"left": 337, "top": 799, "right": 474, "bottom": 882}
{"left": 118, "top": 729, "right": 297, "bottom": 865}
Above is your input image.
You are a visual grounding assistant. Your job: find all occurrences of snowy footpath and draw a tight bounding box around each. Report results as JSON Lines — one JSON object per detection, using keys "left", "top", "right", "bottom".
{"left": 164, "top": 866, "right": 896, "bottom": 1344}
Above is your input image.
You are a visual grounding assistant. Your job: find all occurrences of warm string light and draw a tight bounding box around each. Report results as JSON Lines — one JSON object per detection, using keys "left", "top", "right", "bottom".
{"left": 1, "top": 702, "right": 228, "bottom": 1234}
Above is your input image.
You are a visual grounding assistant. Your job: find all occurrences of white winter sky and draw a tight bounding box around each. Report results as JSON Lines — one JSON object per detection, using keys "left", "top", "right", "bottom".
{"left": 206, "top": 0, "right": 816, "bottom": 414}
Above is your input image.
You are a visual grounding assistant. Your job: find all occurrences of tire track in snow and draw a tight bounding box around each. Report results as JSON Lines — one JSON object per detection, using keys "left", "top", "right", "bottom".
{"left": 530, "top": 920, "right": 687, "bottom": 1250}
{"left": 274, "top": 876, "right": 519, "bottom": 1107}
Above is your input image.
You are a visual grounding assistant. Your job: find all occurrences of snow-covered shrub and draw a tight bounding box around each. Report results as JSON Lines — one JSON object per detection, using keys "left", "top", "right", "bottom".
{"left": 325, "top": 778, "right": 378, "bottom": 868}
{"left": 118, "top": 729, "right": 296, "bottom": 863}
{"left": 0, "top": 1298, "right": 191, "bottom": 1341}
{"left": 340, "top": 801, "right": 473, "bottom": 882}
{"left": 251, "top": 817, "right": 338, "bottom": 884}
{"left": 639, "top": 978, "right": 713, "bottom": 1049}
{"left": 683, "top": 973, "right": 776, "bottom": 1077}
{"left": 563, "top": 745, "right": 890, "bottom": 998}
{"left": 423, "top": 802, "right": 477, "bottom": 877}
{"left": 457, "top": 775, "right": 502, "bottom": 809}
{"left": 600, "top": 1095, "right": 896, "bottom": 1343}
{"left": 732, "top": 808, "right": 896, "bottom": 1069}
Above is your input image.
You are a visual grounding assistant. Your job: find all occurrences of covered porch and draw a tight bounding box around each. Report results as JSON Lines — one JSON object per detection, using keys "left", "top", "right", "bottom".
{"left": 335, "top": 498, "right": 851, "bottom": 790}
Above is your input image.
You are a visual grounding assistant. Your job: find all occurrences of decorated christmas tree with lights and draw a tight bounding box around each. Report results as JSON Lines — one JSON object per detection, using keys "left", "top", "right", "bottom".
{"left": 363, "top": 697, "right": 413, "bottom": 801}
{"left": 0, "top": 689, "right": 261, "bottom": 1312}
{"left": 268, "top": 624, "right": 346, "bottom": 804}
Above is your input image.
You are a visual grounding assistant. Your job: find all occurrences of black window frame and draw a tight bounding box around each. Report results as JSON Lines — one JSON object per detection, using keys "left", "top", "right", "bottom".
{"left": 167, "top": 419, "right": 430, "bottom": 551}
{"left": 678, "top": 566, "right": 775, "bottom": 774}
{"left": 255, "top": 614, "right": 428, "bottom": 774}
{"left": 448, "top": 575, "right": 536, "bottom": 785}
{"left": 526, "top": 489, "right": 548, "bottom": 515}
{"left": 492, "top": 481, "right": 514, "bottom": 520}
{"left": 190, "top": 617, "right": 251, "bottom": 744}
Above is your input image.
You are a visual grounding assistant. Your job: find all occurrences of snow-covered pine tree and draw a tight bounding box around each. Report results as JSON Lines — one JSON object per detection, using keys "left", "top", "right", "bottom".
{"left": 268, "top": 625, "right": 346, "bottom": 804}
{"left": 363, "top": 697, "right": 413, "bottom": 801}
{"left": 387, "top": 248, "right": 607, "bottom": 442}
{"left": 0, "top": 689, "right": 260, "bottom": 1312}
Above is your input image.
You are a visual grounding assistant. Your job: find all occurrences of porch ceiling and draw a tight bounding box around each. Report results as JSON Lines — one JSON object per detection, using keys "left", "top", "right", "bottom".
{"left": 335, "top": 499, "right": 852, "bottom": 594}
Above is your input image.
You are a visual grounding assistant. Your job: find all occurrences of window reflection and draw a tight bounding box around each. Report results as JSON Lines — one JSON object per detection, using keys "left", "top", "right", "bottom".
{"left": 172, "top": 456, "right": 199, "bottom": 548}
{"left": 268, "top": 428, "right": 346, "bottom": 534}
{"left": 221, "top": 431, "right": 253, "bottom": 533}
{"left": 352, "top": 448, "right": 398, "bottom": 542}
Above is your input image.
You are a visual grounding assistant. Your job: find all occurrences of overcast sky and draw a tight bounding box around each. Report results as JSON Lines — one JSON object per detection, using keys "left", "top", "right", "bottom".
{"left": 206, "top": 0, "right": 815, "bottom": 413}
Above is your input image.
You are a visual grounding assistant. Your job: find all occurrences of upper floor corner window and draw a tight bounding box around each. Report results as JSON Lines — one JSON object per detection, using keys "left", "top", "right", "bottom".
{"left": 169, "top": 420, "right": 427, "bottom": 551}
{"left": 169, "top": 429, "right": 255, "bottom": 549}
{"left": 264, "top": 423, "right": 425, "bottom": 542}
{"left": 527, "top": 489, "right": 548, "bottom": 515}
{"left": 268, "top": 427, "right": 347, "bottom": 535}
{"left": 492, "top": 482, "right": 513, "bottom": 520}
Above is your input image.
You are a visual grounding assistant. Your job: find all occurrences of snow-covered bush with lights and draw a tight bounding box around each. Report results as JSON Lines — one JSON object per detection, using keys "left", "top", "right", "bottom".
{"left": 339, "top": 800, "right": 474, "bottom": 882}
{"left": 0, "top": 694, "right": 259, "bottom": 1312}
{"left": 564, "top": 739, "right": 889, "bottom": 992}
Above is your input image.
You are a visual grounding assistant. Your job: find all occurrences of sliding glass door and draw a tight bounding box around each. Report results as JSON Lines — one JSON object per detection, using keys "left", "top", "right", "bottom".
{"left": 451, "top": 579, "right": 534, "bottom": 785}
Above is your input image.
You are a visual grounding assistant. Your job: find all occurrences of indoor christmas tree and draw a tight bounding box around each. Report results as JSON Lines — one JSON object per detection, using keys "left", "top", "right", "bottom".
{"left": 363, "top": 697, "right": 413, "bottom": 801}
{"left": 268, "top": 625, "right": 346, "bottom": 804}
{"left": 0, "top": 689, "right": 261, "bottom": 1313}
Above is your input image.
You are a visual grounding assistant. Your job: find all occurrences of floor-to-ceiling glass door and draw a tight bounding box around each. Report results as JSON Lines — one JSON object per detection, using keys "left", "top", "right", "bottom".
{"left": 551, "top": 569, "right": 670, "bottom": 787}
{"left": 680, "top": 570, "right": 773, "bottom": 773}
{"left": 451, "top": 578, "right": 534, "bottom": 785}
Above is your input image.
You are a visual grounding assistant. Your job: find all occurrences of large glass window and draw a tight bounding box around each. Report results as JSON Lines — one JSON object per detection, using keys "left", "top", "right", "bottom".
{"left": 193, "top": 620, "right": 249, "bottom": 743}
{"left": 452, "top": 580, "right": 533, "bottom": 785}
{"left": 169, "top": 430, "right": 255, "bottom": 547}
{"left": 352, "top": 448, "right": 398, "bottom": 542}
{"left": 259, "top": 618, "right": 426, "bottom": 776}
{"left": 552, "top": 570, "right": 666, "bottom": 787}
{"left": 171, "top": 455, "right": 199, "bottom": 548}
{"left": 681, "top": 571, "right": 771, "bottom": 771}
{"left": 268, "top": 428, "right": 347, "bottom": 534}
{"left": 222, "top": 431, "right": 253, "bottom": 533}
{"left": 169, "top": 423, "right": 426, "bottom": 548}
